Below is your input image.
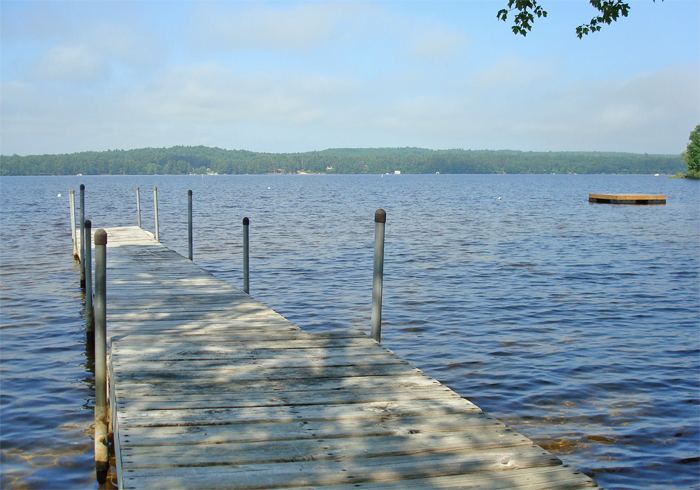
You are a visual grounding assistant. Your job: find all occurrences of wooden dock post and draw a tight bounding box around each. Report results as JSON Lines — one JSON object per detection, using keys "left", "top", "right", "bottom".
{"left": 371, "top": 208, "right": 386, "bottom": 342}
{"left": 79, "top": 184, "right": 85, "bottom": 289}
{"left": 93, "top": 229, "right": 109, "bottom": 484}
{"left": 153, "top": 186, "right": 160, "bottom": 242}
{"left": 243, "top": 217, "right": 250, "bottom": 294}
{"left": 135, "top": 187, "right": 141, "bottom": 228}
{"left": 84, "top": 219, "right": 94, "bottom": 333}
{"left": 188, "top": 190, "right": 193, "bottom": 261}
{"left": 69, "top": 189, "right": 78, "bottom": 259}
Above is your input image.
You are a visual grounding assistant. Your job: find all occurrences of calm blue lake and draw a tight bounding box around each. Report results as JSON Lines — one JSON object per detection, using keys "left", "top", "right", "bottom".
{"left": 1, "top": 174, "right": 698, "bottom": 488}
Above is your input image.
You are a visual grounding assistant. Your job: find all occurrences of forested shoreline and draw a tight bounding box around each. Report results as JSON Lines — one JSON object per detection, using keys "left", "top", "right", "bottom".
{"left": 0, "top": 146, "right": 684, "bottom": 176}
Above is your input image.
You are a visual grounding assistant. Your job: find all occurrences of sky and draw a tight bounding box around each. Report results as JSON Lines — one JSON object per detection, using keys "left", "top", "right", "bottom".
{"left": 1, "top": 0, "right": 698, "bottom": 156}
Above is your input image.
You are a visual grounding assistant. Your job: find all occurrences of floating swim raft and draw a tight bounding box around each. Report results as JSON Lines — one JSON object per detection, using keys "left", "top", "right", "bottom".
{"left": 588, "top": 193, "right": 666, "bottom": 205}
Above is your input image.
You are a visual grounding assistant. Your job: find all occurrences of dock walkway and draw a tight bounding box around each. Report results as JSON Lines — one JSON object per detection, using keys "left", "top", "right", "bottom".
{"left": 100, "top": 226, "right": 595, "bottom": 489}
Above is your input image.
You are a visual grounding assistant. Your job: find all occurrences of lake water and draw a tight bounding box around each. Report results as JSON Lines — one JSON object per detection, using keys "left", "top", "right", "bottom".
{"left": 1, "top": 174, "right": 698, "bottom": 489}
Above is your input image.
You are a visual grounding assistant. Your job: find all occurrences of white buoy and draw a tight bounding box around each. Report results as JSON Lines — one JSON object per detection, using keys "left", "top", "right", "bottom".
{"left": 57, "top": 193, "right": 62, "bottom": 197}
{"left": 267, "top": 186, "right": 271, "bottom": 190}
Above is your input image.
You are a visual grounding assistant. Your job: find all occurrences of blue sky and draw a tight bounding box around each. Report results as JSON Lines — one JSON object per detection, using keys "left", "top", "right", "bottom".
{"left": 1, "top": 0, "right": 698, "bottom": 155}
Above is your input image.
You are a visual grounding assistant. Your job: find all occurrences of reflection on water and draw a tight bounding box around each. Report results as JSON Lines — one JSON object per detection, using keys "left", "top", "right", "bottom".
{"left": 0, "top": 174, "right": 698, "bottom": 489}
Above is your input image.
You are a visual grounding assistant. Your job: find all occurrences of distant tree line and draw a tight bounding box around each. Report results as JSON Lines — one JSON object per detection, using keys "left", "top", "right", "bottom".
{"left": 0, "top": 146, "right": 684, "bottom": 176}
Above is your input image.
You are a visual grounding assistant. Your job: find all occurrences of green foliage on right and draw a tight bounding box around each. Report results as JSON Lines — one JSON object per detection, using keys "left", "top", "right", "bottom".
{"left": 497, "top": 0, "right": 548, "bottom": 37}
{"left": 0, "top": 146, "right": 685, "bottom": 176}
{"left": 682, "top": 125, "right": 700, "bottom": 179}
{"left": 497, "top": 0, "right": 661, "bottom": 38}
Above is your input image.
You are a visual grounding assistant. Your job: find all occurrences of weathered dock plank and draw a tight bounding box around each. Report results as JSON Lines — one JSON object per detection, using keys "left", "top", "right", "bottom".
{"left": 101, "top": 226, "right": 595, "bottom": 489}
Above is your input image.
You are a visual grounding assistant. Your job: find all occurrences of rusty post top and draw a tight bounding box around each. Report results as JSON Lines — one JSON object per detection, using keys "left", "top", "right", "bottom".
{"left": 188, "top": 189, "right": 192, "bottom": 196}
{"left": 243, "top": 217, "right": 249, "bottom": 226}
{"left": 94, "top": 229, "right": 107, "bottom": 245}
{"left": 80, "top": 184, "right": 85, "bottom": 190}
{"left": 375, "top": 209, "right": 386, "bottom": 223}
{"left": 85, "top": 219, "right": 92, "bottom": 228}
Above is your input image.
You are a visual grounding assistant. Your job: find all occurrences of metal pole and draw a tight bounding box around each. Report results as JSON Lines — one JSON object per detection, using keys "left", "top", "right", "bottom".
{"left": 80, "top": 184, "right": 85, "bottom": 289}
{"left": 153, "top": 186, "right": 160, "bottom": 242}
{"left": 93, "top": 229, "right": 108, "bottom": 484}
{"left": 84, "top": 219, "right": 94, "bottom": 334}
{"left": 69, "top": 190, "right": 78, "bottom": 259}
{"left": 371, "top": 209, "right": 386, "bottom": 342}
{"left": 243, "top": 217, "right": 250, "bottom": 294}
{"left": 135, "top": 187, "right": 141, "bottom": 228}
{"left": 188, "top": 190, "right": 193, "bottom": 261}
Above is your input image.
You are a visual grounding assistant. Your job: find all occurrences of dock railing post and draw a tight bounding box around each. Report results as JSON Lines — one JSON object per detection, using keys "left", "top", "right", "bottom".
{"left": 371, "top": 209, "right": 386, "bottom": 342}
{"left": 69, "top": 189, "right": 78, "bottom": 259}
{"left": 153, "top": 186, "right": 160, "bottom": 242}
{"left": 93, "top": 229, "right": 109, "bottom": 484}
{"left": 84, "top": 219, "right": 94, "bottom": 333}
{"left": 243, "top": 217, "right": 250, "bottom": 293}
{"left": 80, "top": 184, "right": 85, "bottom": 289}
{"left": 188, "top": 190, "right": 193, "bottom": 260}
{"left": 136, "top": 187, "right": 141, "bottom": 228}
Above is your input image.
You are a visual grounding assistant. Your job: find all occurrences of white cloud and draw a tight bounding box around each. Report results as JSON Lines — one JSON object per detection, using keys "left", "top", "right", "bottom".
{"left": 191, "top": 3, "right": 359, "bottom": 52}
{"left": 526, "top": 64, "right": 700, "bottom": 151}
{"left": 314, "top": 61, "right": 700, "bottom": 153}
{"left": 473, "top": 57, "right": 556, "bottom": 87}
{"left": 124, "top": 63, "right": 359, "bottom": 126}
{"left": 410, "top": 27, "right": 468, "bottom": 61}
{"left": 1, "top": 1, "right": 697, "bottom": 156}
{"left": 34, "top": 43, "right": 108, "bottom": 83}
{"left": 2, "top": 62, "right": 697, "bottom": 155}
{"left": 10, "top": 10, "right": 164, "bottom": 84}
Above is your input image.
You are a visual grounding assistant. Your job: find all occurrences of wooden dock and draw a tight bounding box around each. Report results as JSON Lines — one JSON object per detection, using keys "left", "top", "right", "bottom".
{"left": 588, "top": 193, "right": 666, "bottom": 205}
{"left": 96, "top": 226, "right": 595, "bottom": 489}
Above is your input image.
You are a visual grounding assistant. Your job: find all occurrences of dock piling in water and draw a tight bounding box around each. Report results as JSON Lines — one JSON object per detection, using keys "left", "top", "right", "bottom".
{"left": 188, "top": 190, "right": 193, "bottom": 261}
{"left": 153, "top": 186, "right": 160, "bottom": 242}
{"left": 79, "top": 184, "right": 85, "bottom": 289}
{"left": 243, "top": 217, "right": 250, "bottom": 294}
{"left": 135, "top": 187, "right": 141, "bottom": 228}
{"left": 84, "top": 219, "right": 94, "bottom": 333}
{"left": 371, "top": 208, "right": 386, "bottom": 342}
{"left": 69, "top": 189, "right": 78, "bottom": 259}
{"left": 93, "top": 229, "right": 109, "bottom": 484}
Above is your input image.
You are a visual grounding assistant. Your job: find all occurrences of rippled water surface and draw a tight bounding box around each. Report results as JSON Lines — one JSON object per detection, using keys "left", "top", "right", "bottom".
{"left": 1, "top": 174, "right": 698, "bottom": 489}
